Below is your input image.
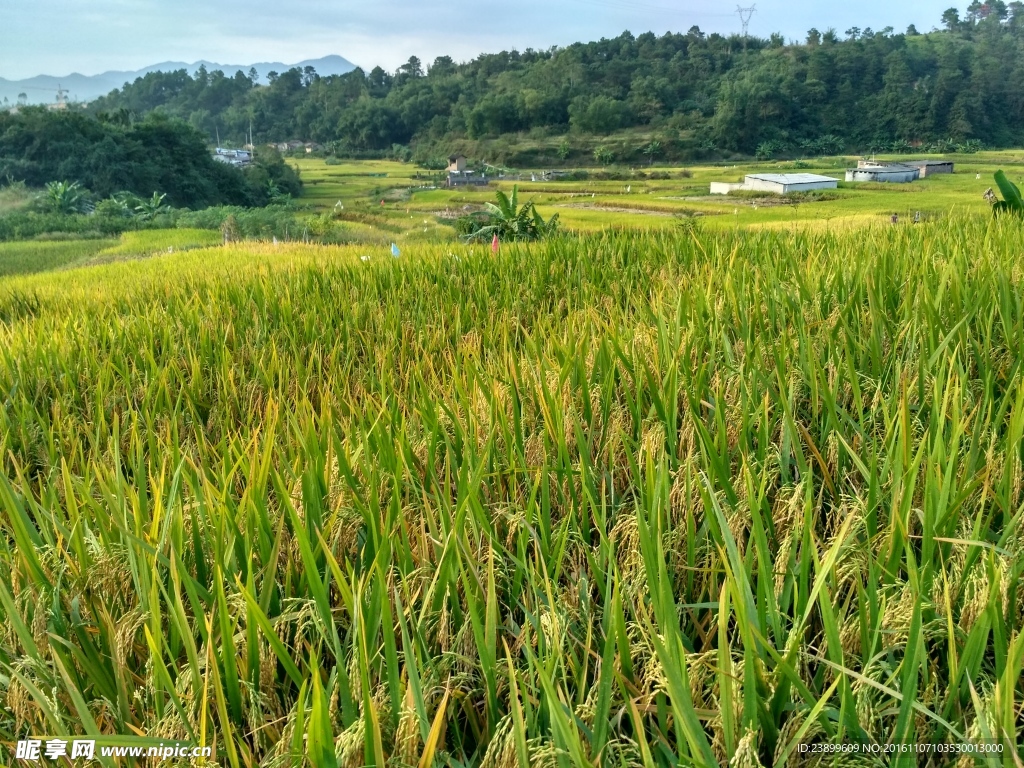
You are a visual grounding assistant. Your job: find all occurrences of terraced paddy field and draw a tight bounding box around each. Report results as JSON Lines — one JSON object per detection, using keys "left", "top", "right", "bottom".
{"left": 292, "top": 151, "right": 1024, "bottom": 240}
{"left": 1, "top": 216, "right": 1022, "bottom": 765}
{"left": 0, "top": 229, "right": 225, "bottom": 278}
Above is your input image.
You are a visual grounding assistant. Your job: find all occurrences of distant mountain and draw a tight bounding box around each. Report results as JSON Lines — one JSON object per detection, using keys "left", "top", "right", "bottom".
{"left": 0, "top": 55, "right": 357, "bottom": 106}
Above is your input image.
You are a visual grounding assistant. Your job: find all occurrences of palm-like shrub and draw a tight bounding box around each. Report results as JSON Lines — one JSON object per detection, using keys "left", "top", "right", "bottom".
{"left": 44, "top": 180, "right": 92, "bottom": 214}
{"left": 464, "top": 185, "right": 559, "bottom": 242}
{"left": 134, "top": 192, "right": 170, "bottom": 221}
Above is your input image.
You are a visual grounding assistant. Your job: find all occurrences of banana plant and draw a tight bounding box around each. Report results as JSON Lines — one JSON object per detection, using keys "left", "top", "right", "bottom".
{"left": 465, "top": 185, "right": 559, "bottom": 242}
{"left": 993, "top": 171, "right": 1023, "bottom": 216}
{"left": 44, "top": 180, "right": 93, "bottom": 214}
{"left": 134, "top": 191, "right": 170, "bottom": 221}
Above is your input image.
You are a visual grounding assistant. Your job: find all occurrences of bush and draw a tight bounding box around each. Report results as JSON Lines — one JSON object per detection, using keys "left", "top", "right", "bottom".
{"left": 452, "top": 212, "right": 490, "bottom": 237}
{"left": 0, "top": 211, "right": 136, "bottom": 242}
{"left": 755, "top": 140, "right": 786, "bottom": 160}
{"left": 176, "top": 204, "right": 332, "bottom": 242}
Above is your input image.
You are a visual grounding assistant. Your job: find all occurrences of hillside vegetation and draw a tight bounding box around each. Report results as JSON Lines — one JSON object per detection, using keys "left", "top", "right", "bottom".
{"left": 88, "top": 5, "right": 1024, "bottom": 162}
{"left": 0, "top": 220, "right": 1022, "bottom": 764}
{"left": 0, "top": 109, "right": 301, "bottom": 208}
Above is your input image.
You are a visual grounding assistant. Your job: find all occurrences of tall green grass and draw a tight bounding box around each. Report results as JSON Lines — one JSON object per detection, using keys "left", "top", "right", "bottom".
{"left": 0, "top": 218, "right": 1022, "bottom": 766}
{"left": 0, "top": 238, "right": 115, "bottom": 277}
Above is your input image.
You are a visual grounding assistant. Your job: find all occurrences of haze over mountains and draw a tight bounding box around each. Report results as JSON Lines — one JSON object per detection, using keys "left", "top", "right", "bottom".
{"left": 0, "top": 55, "right": 357, "bottom": 106}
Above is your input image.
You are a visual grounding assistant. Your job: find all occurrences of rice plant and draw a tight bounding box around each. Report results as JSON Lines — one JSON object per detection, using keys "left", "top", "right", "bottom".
{"left": 0, "top": 216, "right": 1022, "bottom": 767}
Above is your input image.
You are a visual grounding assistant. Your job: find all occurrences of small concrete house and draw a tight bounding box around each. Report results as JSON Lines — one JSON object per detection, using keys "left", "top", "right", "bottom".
{"left": 448, "top": 154, "right": 467, "bottom": 173}
{"left": 711, "top": 173, "right": 838, "bottom": 195}
{"left": 846, "top": 163, "right": 920, "bottom": 183}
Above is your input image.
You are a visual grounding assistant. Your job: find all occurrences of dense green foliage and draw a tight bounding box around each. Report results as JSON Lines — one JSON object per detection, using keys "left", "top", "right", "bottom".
{"left": 0, "top": 210, "right": 137, "bottom": 242}
{"left": 176, "top": 204, "right": 343, "bottom": 242}
{"left": 89, "top": 6, "right": 1024, "bottom": 158}
{"left": 0, "top": 221, "right": 1022, "bottom": 765}
{"left": 0, "top": 108, "right": 301, "bottom": 208}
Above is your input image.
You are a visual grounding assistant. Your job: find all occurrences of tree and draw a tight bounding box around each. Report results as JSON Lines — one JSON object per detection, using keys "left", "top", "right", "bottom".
{"left": 569, "top": 96, "right": 629, "bottom": 132}
{"left": 806, "top": 28, "right": 822, "bottom": 46}
{"left": 396, "top": 56, "right": 424, "bottom": 83}
{"left": 557, "top": 139, "right": 571, "bottom": 161}
{"left": 989, "top": 1, "right": 1009, "bottom": 19}
{"left": 593, "top": 146, "right": 615, "bottom": 165}
{"left": 942, "top": 8, "right": 961, "bottom": 30}
{"left": 429, "top": 56, "right": 455, "bottom": 77}
{"left": 642, "top": 140, "right": 662, "bottom": 165}
{"left": 845, "top": 27, "right": 861, "bottom": 40}
{"left": 1010, "top": 2, "right": 1024, "bottom": 28}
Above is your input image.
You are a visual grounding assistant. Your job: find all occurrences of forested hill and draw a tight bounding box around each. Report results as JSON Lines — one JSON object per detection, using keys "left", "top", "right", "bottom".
{"left": 89, "top": 5, "right": 1024, "bottom": 160}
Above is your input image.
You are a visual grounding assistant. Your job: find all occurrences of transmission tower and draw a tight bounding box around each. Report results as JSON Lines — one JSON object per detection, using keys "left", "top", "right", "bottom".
{"left": 737, "top": 4, "right": 756, "bottom": 49}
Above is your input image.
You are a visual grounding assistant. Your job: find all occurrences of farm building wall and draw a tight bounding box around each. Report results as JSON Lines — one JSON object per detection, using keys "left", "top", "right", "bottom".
{"left": 710, "top": 182, "right": 745, "bottom": 195}
{"left": 743, "top": 176, "right": 837, "bottom": 194}
{"left": 906, "top": 161, "right": 954, "bottom": 177}
{"left": 846, "top": 167, "right": 919, "bottom": 183}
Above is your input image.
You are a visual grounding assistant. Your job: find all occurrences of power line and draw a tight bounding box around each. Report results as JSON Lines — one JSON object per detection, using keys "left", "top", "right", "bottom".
{"left": 562, "top": 0, "right": 735, "bottom": 18}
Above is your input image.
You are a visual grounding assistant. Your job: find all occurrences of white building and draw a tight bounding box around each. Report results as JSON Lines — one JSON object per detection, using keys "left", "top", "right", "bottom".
{"left": 212, "top": 148, "right": 252, "bottom": 166}
{"left": 846, "top": 163, "right": 920, "bottom": 183}
{"left": 710, "top": 173, "right": 838, "bottom": 195}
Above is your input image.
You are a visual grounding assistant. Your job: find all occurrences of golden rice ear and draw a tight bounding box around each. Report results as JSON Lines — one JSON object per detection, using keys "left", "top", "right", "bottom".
{"left": 1, "top": 219, "right": 1019, "bottom": 765}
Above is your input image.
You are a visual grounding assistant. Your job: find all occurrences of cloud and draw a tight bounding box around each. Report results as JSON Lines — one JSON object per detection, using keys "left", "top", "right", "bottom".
{"left": 0, "top": 0, "right": 946, "bottom": 80}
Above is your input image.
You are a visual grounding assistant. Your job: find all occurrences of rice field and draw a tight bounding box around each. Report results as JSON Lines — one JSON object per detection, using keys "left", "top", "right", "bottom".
{"left": 1, "top": 216, "right": 1023, "bottom": 766}
{"left": 0, "top": 229, "right": 225, "bottom": 279}
{"left": 291, "top": 152, "right": 1024, "bottom": 238}
{"left": 0, "top": 238, "right": 115, "bottom": 277}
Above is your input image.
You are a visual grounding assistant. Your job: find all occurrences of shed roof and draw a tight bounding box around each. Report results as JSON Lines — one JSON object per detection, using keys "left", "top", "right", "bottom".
{"left": 746, "top": 173, "right": 837, "bottom": 185}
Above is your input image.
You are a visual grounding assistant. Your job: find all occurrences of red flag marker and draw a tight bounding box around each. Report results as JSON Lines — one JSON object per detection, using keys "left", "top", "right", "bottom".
{"left": 491, "top": 234, "right": 499, "bottom": 254}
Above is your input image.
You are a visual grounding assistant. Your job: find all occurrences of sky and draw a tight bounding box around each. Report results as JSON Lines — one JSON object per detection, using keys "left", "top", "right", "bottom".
{"left": 1, "top": 0, "right": 951, "bottom": 80}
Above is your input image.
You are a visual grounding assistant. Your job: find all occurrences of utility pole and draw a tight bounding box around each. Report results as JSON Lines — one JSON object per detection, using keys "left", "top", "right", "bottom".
{"left": 737, "top": 5, "right": 756, "bottom": 51}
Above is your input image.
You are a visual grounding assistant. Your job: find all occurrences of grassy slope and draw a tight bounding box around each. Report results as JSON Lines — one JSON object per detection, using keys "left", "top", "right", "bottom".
{"left": 0, "top": 218, "right": 1022, "bottom": 765}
